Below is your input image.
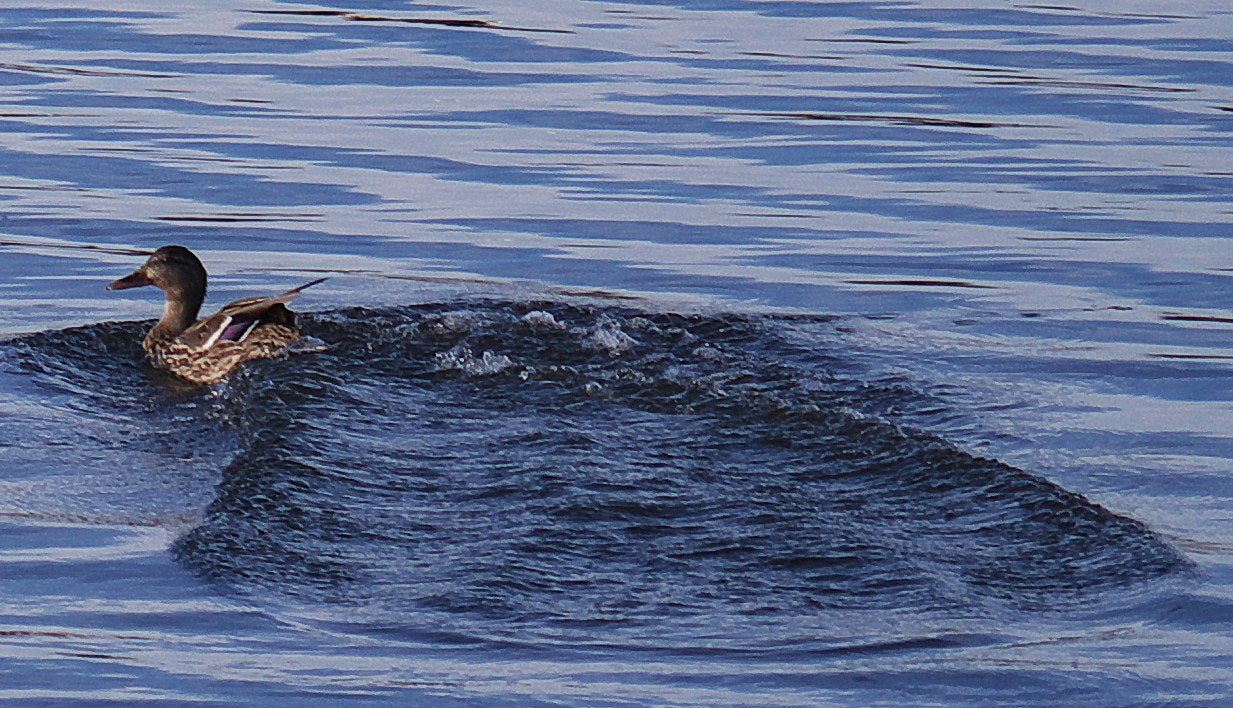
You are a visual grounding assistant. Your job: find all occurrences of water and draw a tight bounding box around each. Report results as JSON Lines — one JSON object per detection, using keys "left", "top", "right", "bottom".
{"left": 1, "top": 0, "right": 1232, "bottom": 704}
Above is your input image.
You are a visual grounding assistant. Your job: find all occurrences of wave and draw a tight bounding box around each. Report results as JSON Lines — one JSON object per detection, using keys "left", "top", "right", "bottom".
{"left": 4, "top": 300, "right": 1188, "bottom": 649}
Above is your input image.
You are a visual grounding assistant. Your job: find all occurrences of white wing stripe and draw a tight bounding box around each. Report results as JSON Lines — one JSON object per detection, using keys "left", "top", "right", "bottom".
{"left": 199, "top": 315, "right": 232, "bottom": 350}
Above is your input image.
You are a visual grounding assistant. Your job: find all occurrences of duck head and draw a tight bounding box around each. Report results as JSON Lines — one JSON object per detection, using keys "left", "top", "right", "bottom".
{"left": 109, "top": 245, "right": 208, "bottom": 335}
{"left": 108, "top": 245, "right": 206, "bottom": 293}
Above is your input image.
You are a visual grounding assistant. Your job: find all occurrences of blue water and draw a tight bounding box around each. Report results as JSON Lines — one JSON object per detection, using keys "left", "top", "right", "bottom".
{"left": 2, "top": 0, "right": 1233, "bottom": 704}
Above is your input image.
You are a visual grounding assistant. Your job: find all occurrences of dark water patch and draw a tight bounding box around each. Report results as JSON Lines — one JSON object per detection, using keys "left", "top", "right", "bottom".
{"left": 0, "top": 237, "right": 151, "bottom": 257}
{"left": 1160, "top": 313, "right": 1233, "bottom": 326}
{"left": 758, "top": 111, "right": 1037, "bottom": 129}
{"left": 0, "top": 61, "right": 177, "bottom": 79}
{"left": 1148, "top": 353, "right": 1233, "bottom": 361}
{"left": 246, "top": 9, "right": 574, "bottom": 35}
{"left": 845, "top": 278, "right": 998, "bottom": 289}
{"left": 154, "top": 212, "right": 324, "bottom": 223}
{"left": 5, "top": 301, "right": 1183, "bottom": 651}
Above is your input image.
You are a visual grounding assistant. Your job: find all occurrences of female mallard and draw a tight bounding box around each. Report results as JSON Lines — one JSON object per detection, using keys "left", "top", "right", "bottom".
{"left": 108, "top": 245, "right": 326, "bottom": 384}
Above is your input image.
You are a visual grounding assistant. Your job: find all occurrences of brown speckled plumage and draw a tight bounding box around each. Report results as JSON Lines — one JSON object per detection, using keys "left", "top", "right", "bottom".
{"left": 108, "top": 245, "right": 325, "bottom": 384}
{"left": 141, "top": 322, "right": 301, "bottom": 384}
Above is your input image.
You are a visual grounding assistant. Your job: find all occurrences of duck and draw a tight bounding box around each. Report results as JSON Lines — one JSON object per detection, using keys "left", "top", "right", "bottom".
{"left": 108, "top": 245, "right": 326, "bottom": 384}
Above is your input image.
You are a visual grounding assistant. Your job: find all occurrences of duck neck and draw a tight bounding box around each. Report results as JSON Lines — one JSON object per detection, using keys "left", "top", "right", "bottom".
{"left": 152, "top": 288, "right": 203, "bottom": 339}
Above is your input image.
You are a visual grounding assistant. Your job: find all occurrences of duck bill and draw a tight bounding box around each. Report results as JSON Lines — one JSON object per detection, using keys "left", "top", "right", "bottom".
{"left": 107, "top": 270, "right": 153, "bottom": 290}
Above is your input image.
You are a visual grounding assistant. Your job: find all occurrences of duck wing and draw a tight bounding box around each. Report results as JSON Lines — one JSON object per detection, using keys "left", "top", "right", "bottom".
{"left": 179, "top": 277, "right": 328, "bottom": 351}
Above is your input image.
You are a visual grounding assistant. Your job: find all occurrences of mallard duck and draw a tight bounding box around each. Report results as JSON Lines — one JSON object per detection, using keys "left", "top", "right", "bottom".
{"left": 108, "top": 245, "right": 326, "bottom": 384}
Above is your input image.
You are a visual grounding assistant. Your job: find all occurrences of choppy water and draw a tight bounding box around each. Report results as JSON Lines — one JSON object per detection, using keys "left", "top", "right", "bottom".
{"left": 2, "top": 0, "right": 1233, "bottom": 704}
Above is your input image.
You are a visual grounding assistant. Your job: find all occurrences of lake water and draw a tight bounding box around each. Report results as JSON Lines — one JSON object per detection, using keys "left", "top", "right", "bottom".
{"left": 1, "top": 0, "right": 1232, "bottom": 704}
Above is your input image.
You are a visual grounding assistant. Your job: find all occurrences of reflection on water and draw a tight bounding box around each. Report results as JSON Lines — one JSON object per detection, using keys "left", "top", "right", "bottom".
{"left": 1, "top": 0, "right": 1233, "bottom": 703}
{"left": 2, "top": 0, "right": 1232, "bottom": 325}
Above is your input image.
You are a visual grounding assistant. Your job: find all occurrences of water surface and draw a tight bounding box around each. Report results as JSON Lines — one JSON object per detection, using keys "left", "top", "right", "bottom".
{"left": 2, "top": 0, "right": 1232, "bottom": 704}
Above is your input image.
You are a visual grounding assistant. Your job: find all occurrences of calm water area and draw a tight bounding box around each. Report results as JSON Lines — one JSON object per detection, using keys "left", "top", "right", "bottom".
{"left": 1, "top": 0, "right": 1232, "bottom": 704}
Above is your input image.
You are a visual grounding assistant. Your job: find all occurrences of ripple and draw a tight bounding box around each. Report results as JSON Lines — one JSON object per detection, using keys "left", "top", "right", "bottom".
{"left": 6, "top": 300, "right": 1184, "bottom": 652}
